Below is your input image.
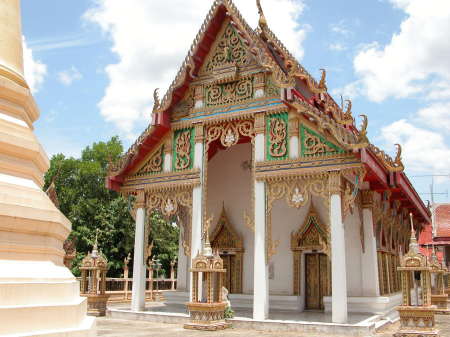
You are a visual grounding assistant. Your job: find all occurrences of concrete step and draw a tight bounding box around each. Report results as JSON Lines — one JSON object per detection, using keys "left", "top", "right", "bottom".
{"left": 0, "top": 298, "right": 89, "bottom": 335}
{"left": 1, "top": 317, "right": 96, "bottom": 337}
{"left": 0, "top": 281, "right": 80, "bottom": 306}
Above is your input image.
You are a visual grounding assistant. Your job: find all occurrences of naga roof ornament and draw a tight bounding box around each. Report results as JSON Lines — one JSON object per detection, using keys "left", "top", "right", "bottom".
{"left": 152, "top": 88, "right": 161, "bottom": 113}
{"left": 369, "top": 143, "right": 405, "bottom": 173}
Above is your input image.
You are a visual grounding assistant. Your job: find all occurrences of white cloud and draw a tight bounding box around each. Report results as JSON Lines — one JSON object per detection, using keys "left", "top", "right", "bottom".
{"left": 416, "top": 102, "right": 450, "bottom": 133}
{"left": 328, "top": 43, "right": 347, "bottom": 52}
{"left": 58, "top": 66, "right": 83, "bottom": 86}
{"left": 381, "top": 119, "right": 450, "bottom": 173}
{"left": 22, "top": 37, "right": 47, "bottom": 93}
{"left": 85, "top": 0, "right": 307, "bottom": 135}
{"left": 330, "top": 20, "right": 352, "bottom": 36}
{"left": 339, "top": 0, "right": 450, "bottom": 102}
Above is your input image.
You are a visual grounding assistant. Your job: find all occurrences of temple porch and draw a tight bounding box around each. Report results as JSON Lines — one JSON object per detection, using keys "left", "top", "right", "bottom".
{"left": 106, "top": 299, "right": 394, "bottom": 337}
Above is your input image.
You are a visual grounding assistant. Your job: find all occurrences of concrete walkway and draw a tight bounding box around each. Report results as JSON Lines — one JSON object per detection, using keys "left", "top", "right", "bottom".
{"left": 96, "top": 315, "right": 450, "bottom": 337}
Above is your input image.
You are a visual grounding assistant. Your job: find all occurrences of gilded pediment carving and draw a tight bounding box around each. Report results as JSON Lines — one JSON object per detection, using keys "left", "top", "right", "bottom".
{"left": 210, "top": 206, "right": 244, "bottom": 252}
{"left": 291, "top": 205, "right": 329, "bottom": 254}
{"left": 200, "top": 21, "right": 255, "bottom": 80}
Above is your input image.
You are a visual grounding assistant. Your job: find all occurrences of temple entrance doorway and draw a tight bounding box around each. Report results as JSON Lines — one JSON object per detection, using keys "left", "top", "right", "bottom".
{"left": 221, "top": 252, "right": 237, "bottom": 293}
{"left": 210, "top": 206, "right": 244, "bottom": 294}
{"left": 305, "top": 253, "right": 329, "bottom": 310}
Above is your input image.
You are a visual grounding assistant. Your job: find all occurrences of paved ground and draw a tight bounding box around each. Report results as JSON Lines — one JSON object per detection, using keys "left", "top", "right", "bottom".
{"left": 96, "top": 315, "right": 450, "bottom": 337}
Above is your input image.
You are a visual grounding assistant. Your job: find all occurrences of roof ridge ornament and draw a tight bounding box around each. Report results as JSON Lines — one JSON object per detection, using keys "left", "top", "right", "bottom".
{"left": 256, "top": 0, "right": 268, "bottom": 32}
{"left": 153, "top": 88, "right": 161, "bottom": 113}
{"left": 357, "top": 114, "right": 369, "bottom": 144}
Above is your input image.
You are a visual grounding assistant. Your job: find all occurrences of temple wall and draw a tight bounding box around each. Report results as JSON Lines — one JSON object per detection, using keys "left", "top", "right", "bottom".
{"left": 206, "top": 142, "right": 254, "bottom": 294}
{"left": 269, "top": 196, "right": 329, "bottom": 298}
{"left": 344, "top": 207, "right": 364, "bottom": 296}
{"left": 203, "top": 142, "right": 370, "bottom": 299}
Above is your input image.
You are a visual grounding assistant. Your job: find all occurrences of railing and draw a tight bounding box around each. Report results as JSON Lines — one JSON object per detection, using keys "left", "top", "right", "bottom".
{"left": 77, "top": 277, "right": 177, "bottom": 301}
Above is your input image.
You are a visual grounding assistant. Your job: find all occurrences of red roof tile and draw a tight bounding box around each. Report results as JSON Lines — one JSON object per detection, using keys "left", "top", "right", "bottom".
{"left": 419, "top": 246, "right": 444, "bottom": 263}
{"left": 419, "top": 224, "right": 433, "bottom": 245}
{"left": 435, "top": 204, "right": 450, "bottom": 238}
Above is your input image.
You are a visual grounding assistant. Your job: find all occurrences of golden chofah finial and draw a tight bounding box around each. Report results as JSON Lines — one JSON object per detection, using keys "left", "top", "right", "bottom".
{"left": 256, "top": 0, "right": 268, "bottom": 30}
{"left": 152, "top": 88, "right": 160, "bottom": 112}
{"left": 357, "top": 114, "right": 369, "bottom": 143}
{"left": 394, "top": 144, "right": 402, "bottom": 165}
{"left": 318, "top": 68, "right": 327, "bottom": 91}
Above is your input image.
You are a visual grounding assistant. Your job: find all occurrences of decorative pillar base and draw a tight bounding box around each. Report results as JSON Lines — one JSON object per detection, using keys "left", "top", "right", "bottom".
{"left": 84, "top": 294, "right": 110, "bottom": 317}
{"left": 431, "top": 294, "right": 449, "bottom": 312}
{"left": 184, "top": 302, "right": 231, "bottom": 331}
{"left": 394, "top": 306, "right": 439, "bottom": 337}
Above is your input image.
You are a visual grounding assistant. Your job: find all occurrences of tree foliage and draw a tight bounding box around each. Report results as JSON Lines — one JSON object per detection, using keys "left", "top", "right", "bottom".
{"left": 45, "top": 137, "right": 179, "bottom": 277}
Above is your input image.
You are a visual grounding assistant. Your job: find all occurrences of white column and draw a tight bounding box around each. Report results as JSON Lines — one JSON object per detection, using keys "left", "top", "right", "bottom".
{"left": 288, "top": 114, "right": 299, "bottom": 160}
{"left": 131, "top": 193, "right": 147, "bottom": 311}
{"left": 177, "top": 230, "right": 188, "bottom": 291}
{"left": 163, "top": 153, "right": 172, "bottom": 172}
{"left": 329, "top": 172, "right": 348, "bottom": 323}
{"left": 289, "top": 136, "right": 299, "bottom": 160}
{"left": 253, "top": 180, "right": 269, "bottom": 320}
{"left": 253, "top": 113, "right": 269, "bottom": 320}
{"left": 190, "top": 125, "right": 204, "bottom": 301}
{"left": 361, "top": 191, "right": 380, "bottom": 296}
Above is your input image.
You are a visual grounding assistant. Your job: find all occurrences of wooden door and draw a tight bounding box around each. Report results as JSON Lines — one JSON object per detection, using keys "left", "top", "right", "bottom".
{"left": 305, "top": 253, "right": 328, "bottom": 310}
{"left": 221, "top": 255, "right": 231, "bottom": 292}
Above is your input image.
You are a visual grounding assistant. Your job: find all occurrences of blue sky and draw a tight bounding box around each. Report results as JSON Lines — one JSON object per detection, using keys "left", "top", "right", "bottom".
{"left": 21, "top": 0, "right": 450, "bottom": 203}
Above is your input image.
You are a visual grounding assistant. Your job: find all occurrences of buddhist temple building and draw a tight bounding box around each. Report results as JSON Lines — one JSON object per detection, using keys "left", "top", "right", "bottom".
{"left": 0, "top": 0, "right": 94, "bottom": 335}
{"left": 107, "top": 0, "right": 431, "bottom": 324}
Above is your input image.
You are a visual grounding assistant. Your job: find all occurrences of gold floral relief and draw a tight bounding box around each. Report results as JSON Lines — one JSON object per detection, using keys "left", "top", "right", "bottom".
{"left": 204, "top": 77, "right": 254, "bottom": 107}
{"left": 269, "top": 117, "right": 287, "bottom": 158}
{"left": 303, "top": 131, "right": 336, "bottom": 156}
{"left": 172, "top": 90, "right": 194, "bottom": 120}
{"left": 146, "top": 189, "right": 193, "bottom": 256}
{"left": 175, "top": 130, "right": 192, "bottom": 170}
{"left": 203, "top": 22, "right": 252, "bottom": 74}
{"left": 138, "top": 146, "right": 163, "bottom": 174}
{"left": 206, "top": 120, "right": 254, "bottom": 149}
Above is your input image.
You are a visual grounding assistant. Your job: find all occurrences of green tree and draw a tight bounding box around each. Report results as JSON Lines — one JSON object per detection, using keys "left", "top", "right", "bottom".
{"left": 45, "top": 136, "right": 179, "bottom": 278}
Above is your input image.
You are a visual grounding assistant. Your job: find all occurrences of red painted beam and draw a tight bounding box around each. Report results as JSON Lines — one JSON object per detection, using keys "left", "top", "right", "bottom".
{"left": 360, "top": 148, "right": 389, "bottom": 188}
{"left": 395, "top": 172, "right": 431, "bottom": 223}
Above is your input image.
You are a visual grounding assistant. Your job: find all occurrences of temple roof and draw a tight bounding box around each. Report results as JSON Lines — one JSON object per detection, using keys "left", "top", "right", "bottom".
{"left": 106, "top": 0, "right": 431, "bottom": 225}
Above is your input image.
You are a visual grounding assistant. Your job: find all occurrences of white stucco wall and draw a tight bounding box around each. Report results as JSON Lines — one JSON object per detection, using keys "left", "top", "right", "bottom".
{"left": 206, "top": 143, "right": 254, "bottom": 294}
{"left": 343, "top": 207, "right": 364, "bottom": 296}
{"left": 187, "top": 140, "right": 369, "bottom": 301}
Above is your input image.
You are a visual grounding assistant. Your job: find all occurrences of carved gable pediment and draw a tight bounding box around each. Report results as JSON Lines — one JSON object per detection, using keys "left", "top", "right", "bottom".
{"left": 199, "top": 20, "right": 256, "bottom": 79}
{"left": 135, "top": 145, "right": 164, "bottom": 176}
{"left": 211, "top": 206, "right": 243, "bottom": 252}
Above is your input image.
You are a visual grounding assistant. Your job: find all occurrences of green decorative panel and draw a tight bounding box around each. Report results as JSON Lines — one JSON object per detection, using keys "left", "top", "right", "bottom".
{"left": 300, "top": 125, "right": 345, "bottom": 157}
{"left": 172, "top": 128, "right": 195, "bottom": 171}
{"left": 266, "top": 112, "right": 289, "bottom": 161}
